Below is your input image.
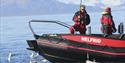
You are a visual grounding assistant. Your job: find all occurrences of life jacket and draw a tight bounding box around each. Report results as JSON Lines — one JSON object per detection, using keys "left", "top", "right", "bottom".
{"left": 101, "top": 14, "right": 112, "bottom": 26}
{"left": 100, "top": 14, "right": 116, "bottom": 34}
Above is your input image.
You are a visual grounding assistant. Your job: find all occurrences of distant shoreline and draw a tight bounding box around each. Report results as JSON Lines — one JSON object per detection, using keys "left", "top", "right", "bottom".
{"left": 0, "top": 10, "right": 124, "bottom": 18}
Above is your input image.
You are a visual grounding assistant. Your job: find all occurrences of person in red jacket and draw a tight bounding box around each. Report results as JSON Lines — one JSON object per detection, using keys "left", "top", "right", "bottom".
{"left": 69, "top": 5, "right": 90, "bottom": 34}
{"left": 100, "top": 7, "right": 116, "bottom": 35}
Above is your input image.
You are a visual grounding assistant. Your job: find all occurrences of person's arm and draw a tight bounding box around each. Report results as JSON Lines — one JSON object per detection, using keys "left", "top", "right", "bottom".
{"left": 100, "top": 16, "right": 104, "bottom": 24}
{"left": 111, "top": 16, "right": 117, "bottom": 32}
{"left": 85, "top": 14, "right": 90, "bottom": 25}
{"left": 72, "top": 12, "right": 78, "bottom": 21}
{"left": 72, "top": 11, "right": 80, "bottom": 23}
{"left": 107, "top": 16, "right": 113, "bottom": 26}
{"left": 111, "top": 16, "right": 115, "bottom": 27}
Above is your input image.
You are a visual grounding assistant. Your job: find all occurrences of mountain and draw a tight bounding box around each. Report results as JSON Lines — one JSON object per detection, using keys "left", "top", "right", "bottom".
{"left": 1, "top": 0, "right": 123, "bottom": 17}
{"left": 0, "top": 0, "right": 75, "bottom": 16}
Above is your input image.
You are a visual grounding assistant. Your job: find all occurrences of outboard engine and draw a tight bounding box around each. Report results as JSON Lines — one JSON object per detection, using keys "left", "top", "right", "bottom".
{"left": 118, "top": 22, "right": 124, "bottom": 34}
{"left": 118, "top": 22, "right": 124, "bottom": 39}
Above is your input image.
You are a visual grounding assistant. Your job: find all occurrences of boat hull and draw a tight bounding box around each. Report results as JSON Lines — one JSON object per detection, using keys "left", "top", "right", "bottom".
{"left": 27, "top": 34, "right": 125, "bottom": 63}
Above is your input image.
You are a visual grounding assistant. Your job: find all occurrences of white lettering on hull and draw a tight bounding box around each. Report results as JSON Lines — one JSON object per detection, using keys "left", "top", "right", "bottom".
{"left": 81, "top": 37, "right": 101, "bottom": 44}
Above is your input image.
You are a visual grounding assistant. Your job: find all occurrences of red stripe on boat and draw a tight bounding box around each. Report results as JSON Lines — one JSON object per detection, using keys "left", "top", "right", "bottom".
{"left": 62, "top": 35, "right": 125, "bottom": 48}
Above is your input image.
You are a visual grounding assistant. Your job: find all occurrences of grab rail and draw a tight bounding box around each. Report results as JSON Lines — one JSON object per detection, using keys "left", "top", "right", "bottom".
{"left": 29, "top": 20, "right": 71, "bottom": 38}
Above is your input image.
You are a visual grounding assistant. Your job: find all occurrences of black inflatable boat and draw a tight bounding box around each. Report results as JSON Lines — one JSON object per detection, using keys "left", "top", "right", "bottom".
{"left": 27, "top": 20, "right": 125, "bottom": 63}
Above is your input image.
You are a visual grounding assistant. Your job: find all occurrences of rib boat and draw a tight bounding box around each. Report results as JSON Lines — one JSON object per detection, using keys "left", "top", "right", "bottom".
{"left": 27, "top": 20, "right": 125, "bottom": 63}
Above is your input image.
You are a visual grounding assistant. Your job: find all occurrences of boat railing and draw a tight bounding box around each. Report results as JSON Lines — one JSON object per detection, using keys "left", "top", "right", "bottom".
{"left": 29, "top": 20, "right": 71, "bottom": 38}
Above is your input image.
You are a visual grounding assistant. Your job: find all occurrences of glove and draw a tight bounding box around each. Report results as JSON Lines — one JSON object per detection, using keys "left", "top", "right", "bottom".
{"left": 78, "top": 16, "right": 80, "bottom": 22}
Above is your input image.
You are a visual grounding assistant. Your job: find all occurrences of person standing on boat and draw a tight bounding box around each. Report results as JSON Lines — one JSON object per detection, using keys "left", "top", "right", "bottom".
{"left": 69, "top": 5, "right": 90, "bottom": 34}
{"left": 100, "top": 7, "right": 116, "bottom": 35}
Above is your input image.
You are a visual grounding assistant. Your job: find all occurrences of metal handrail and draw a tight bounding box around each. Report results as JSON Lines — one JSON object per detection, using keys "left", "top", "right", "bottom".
{"left": 29, "top": 20, "right": 71, "bottom": 37}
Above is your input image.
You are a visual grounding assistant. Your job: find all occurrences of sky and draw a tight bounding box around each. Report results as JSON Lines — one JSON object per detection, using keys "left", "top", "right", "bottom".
{"left": 0, "top": 0, "right": 125, "bottom": 16}
{"left": 0, "top": 0, "right": 30, "bottom": 7}
{"left": 57, "top": 0, "right": 125, "bottom": 8}
{"left": 1, "top": 0, "right": 125, "bottom": 6}
{"left": 57, "top": 0, "right": 125, "bottom": 6}
{"left": 0, "top": 0, "right": 125, "bottom": 9}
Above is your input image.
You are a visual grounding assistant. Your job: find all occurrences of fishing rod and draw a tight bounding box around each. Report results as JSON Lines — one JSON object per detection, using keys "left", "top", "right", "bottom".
{"left": 79, "top": 0, "right": 85, "bottom": 24}
{"left": 80, "top": 0, "right": 83, "bottom": 7}
{"left": 79, "top": 0, "right": 83, "bottom": 14}
{"left": 79, "top": 0, "right": 82, "bottom": 23}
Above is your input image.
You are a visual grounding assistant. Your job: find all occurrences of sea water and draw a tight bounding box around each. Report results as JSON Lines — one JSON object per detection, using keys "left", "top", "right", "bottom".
{"left": 0, "top": 11, "right": 125, "bottom": 63}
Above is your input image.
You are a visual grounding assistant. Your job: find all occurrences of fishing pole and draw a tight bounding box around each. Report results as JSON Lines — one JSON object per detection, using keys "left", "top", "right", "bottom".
{"left": 79, "top": 0, "right": 82, "bottom": 22}
{"left": 79, "top": 0, "right": 83, "bottom": 24}
{"left": 80, "top": 0, "right": 83, "bottom": 14}
{"left": 80, "top": 0, "right": 82, "bottom": 7}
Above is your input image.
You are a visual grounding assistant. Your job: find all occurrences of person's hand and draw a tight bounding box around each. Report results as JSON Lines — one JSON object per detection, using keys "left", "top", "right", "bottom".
{"left": 78, "top": 16, "right": 80, "bottom": 19}
{"left": 78, "top": 16, "right": 80, "bottom": 22}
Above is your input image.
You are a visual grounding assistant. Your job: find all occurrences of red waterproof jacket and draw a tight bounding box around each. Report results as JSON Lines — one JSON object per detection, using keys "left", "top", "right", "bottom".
{"left": 100, "top": 14, "right": 116, "bottom": 34}
{"left": 73, "top": 11, "right": 90, "bottom": 25}
{"left": 101, "top": 14, "right": 113, "bottom": 26}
